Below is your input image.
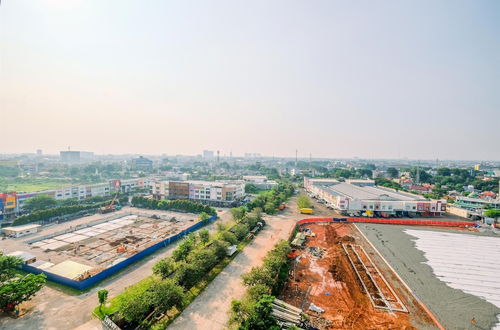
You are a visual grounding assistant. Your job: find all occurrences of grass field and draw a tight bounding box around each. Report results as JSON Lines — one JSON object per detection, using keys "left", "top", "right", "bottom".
{"left": 0, "top": 180, "right": 71, "bottom": 193}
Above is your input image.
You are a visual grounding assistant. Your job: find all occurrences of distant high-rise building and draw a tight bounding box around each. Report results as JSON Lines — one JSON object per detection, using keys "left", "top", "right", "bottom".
{"left": 60, "top": 151, "right": 81, "bottom": 163}
{"left": 60, "top": 150, "right": 93, "bottom": 163}
{"left": 203, "top": 150, "right": 214, "bottom": 158}
{"left": 36, "top": 149, "right": 42, "bottom": 156}
{"left": 80, "top": 151, "right": 94, "bottom": 160}
{"left": 131, "top": 156, "right": 153, "bottom": 170}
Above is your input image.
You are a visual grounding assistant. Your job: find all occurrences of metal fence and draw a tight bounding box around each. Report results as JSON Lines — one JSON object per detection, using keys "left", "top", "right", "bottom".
{"left": 21, "top": 215, "right": 217, "bottom": 290}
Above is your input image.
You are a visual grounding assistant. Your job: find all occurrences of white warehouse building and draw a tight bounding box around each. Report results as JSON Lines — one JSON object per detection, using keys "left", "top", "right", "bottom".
{"left": 304, "top": 178, "right": 446, "bottom": 217}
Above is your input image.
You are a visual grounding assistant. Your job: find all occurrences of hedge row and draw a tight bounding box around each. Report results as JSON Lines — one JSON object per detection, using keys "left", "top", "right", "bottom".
{"left": 13, "top": 203, "right": 107, "bottom": 225}
{"left": 131, "top": 197, "right": 216, "bottom": 216}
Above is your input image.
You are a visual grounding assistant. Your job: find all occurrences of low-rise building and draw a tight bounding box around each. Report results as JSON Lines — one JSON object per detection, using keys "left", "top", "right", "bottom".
{"left": 304, "top": 178, "right": 446, "bottom": 216}
{"left": 158, "top": 180, "right": 245, "bottom": 205}
{"left": 242, "top": 175, "right": 278, "bottom": 190}
{"left": 0, "top": 177, "right": 154, "bottom": 220}
{"left": 3, "top": 224, "right": 41, "bottom": 238}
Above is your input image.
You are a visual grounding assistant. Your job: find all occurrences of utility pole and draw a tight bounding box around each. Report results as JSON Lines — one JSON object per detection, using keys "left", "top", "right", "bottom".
{"left": 295, "top": 149, "right": 298, "bottom": 168}
{"left": 416, "top": 162, "right": 420, "bottom": 185}
{"left": 309, "top": 153, "right": 313, "bottom": 177}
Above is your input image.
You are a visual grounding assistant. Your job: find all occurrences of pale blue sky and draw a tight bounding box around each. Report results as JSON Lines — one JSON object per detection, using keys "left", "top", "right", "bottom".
{"left": 1, "top": 1, "right": 499, "bottom": 160}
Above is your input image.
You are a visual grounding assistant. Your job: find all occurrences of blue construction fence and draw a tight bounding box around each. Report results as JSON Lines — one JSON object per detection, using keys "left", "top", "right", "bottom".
{"left": 21, "top": 215, "right": 217, "bottom": 290}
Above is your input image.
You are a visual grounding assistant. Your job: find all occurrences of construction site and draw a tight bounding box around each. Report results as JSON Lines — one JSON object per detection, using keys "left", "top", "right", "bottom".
{"left": 280, "top": 222, "right": 438, "bottom": 329}
{"left": 7, "top": 210, "right": 200, "bottom": 282}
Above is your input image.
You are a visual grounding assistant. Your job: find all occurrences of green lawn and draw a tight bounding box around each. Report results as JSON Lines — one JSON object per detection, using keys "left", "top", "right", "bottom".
{"left": 3, "top": 182, "right": 69, "bottom": 193}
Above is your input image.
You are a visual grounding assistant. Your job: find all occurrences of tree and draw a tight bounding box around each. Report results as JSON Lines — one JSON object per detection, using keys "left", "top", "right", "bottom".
{"left": 242, "top": 295, "right": 279, "bottom": 330}
{"left": 485, "top": 209, "right": 500, "bottom": 218}
{"left": 0, "top": 256, "right": 46, "bottom": 311}
{"left": 245, "top": 184, "right": 258, "bottom": 194}
{"left": 98, "top": 289, "right": 108, "bottom": 313}
{"left": 220, "top": 231, "right": 238, "bottom": 245}
{"left": 199, "top": 212, "right": 210, "bottom": 224}
{"left": 437, "top": 168, "right": 452, "bottom": 176}
{"left": 153, "top": 258, "right": 176, "bottom": 279}
{"left": 172, "top": 236, "right": 195, "bottom": 261}
{"left": 189, "top": 249, "right": 218, "bottom": 272}
{"left": 23, "top": 194, "right": 58, "bottom": 212}
{"left": 386, "top": 167, "right": 399, "bottom": 179}
{"left": 118, "top": 289, "right": 152, "bottom": 323}
{"left": 148, "top": 279, "right": 184, "bottom": 313}
{"left": 198, "top": 229, "right": 210, "bottom": 244}
{"left": 230, "top": 207, "right": 246, "bottom": 221}
{"left": 173, "top": 262, "right": 203, "bottom": 290}
{"left": 297, "top": 194, "right": 312, "bottom": 209}
{"left": 242, "top": 267, "right": 274, "bottom": 288}
{"left": 264, "top": 201, "right": 277, "bottom": 215}
{"left": 0, "top": 255, "right": 23, "bottom": 282}
{"left": 232, "top": 224, "right": 249, "bottom": 241}
{"left": 211, "top": 239, "right": 230, "bottom": 261}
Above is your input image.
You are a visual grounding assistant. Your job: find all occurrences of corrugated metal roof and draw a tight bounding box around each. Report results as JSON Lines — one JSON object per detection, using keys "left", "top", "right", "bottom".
{"left": 318, "top": 182, "right": 426, "bottom": 201}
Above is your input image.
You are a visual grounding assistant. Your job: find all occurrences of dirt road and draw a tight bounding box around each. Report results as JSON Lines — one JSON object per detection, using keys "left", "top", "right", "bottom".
{"left": 168, "top": 197, "right": 304, "bottom": 330}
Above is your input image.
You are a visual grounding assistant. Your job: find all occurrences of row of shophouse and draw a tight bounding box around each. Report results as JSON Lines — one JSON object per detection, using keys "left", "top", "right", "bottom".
{"left": 151, "top": 180, "right": 246, "bottom": 206}
{"left": 0, "top": 178, "right": 152, "bottom": 221}
{"left": 304, "top": 178, "right": 446, "bottom": 217}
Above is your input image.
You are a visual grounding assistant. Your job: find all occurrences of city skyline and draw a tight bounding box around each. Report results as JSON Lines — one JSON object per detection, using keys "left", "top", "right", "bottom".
{"left": 1, "top": 0, "right": 499, "bottom": 160}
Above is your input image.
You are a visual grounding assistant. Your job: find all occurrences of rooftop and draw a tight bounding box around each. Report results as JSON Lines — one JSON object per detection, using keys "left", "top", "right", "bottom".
{"left": 7, "top": 250, "right": 36, "bottom": 262}
{"left": 3, "top": 224, "right": 41, "bottom": 232}
{"left": 318, "top": 182, "right": 427, "bottom": 201}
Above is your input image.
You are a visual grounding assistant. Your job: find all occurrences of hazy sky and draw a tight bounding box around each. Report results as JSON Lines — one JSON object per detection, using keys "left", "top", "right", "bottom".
{"left": 1, "top": 1, "right": 499, "bottom": 160}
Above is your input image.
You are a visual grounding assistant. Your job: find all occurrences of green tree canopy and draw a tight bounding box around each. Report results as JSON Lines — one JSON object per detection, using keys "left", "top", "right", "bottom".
{"left": 23, "top": 194, "right": 58, "bottom": 212}
{"left": 0, "top": 255, "right": 46, "bottom": 310}
{"left": 386, "top": 167, "right": 399, "bottom": 178}
{"left": 297, "top": 194, "right": 312, "bottom": 209}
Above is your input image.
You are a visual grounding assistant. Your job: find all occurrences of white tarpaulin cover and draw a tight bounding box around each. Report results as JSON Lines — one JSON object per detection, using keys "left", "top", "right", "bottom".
{"left": 406, "top": 229, "right": 500, "bottom": 319}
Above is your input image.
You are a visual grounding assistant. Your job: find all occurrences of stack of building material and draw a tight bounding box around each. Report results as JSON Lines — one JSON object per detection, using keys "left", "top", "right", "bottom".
{"left": 272, "top": 298, "right": 304, "bottom": 328}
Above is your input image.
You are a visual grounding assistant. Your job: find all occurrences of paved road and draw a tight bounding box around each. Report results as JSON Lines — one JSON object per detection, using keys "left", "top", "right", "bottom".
{"left": 0, "top": 208, "right": 234, "bottom": 330}
{"left": 168, "top": 197, "right": 303, "bottom": 330}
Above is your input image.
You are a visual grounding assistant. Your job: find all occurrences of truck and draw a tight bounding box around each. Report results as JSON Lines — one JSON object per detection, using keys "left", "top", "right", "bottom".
{"left": 299, "top": 208, "right": 314, "bottom": 214}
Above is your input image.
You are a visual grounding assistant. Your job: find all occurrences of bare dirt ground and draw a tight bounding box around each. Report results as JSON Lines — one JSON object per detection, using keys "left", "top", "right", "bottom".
{"left": 280, "top": 223, "right": 438, "bottom": 330}
{"left": 0, "top": 208, "right": 234, "bottom": 330}
{"left": 167, "top": 196, "right": 304, "bottom": 330}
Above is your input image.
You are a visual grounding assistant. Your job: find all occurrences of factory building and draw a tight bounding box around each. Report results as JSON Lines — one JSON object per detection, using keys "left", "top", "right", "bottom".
{"left": 304, "top": 178, "right": 446, "bottom": 217}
